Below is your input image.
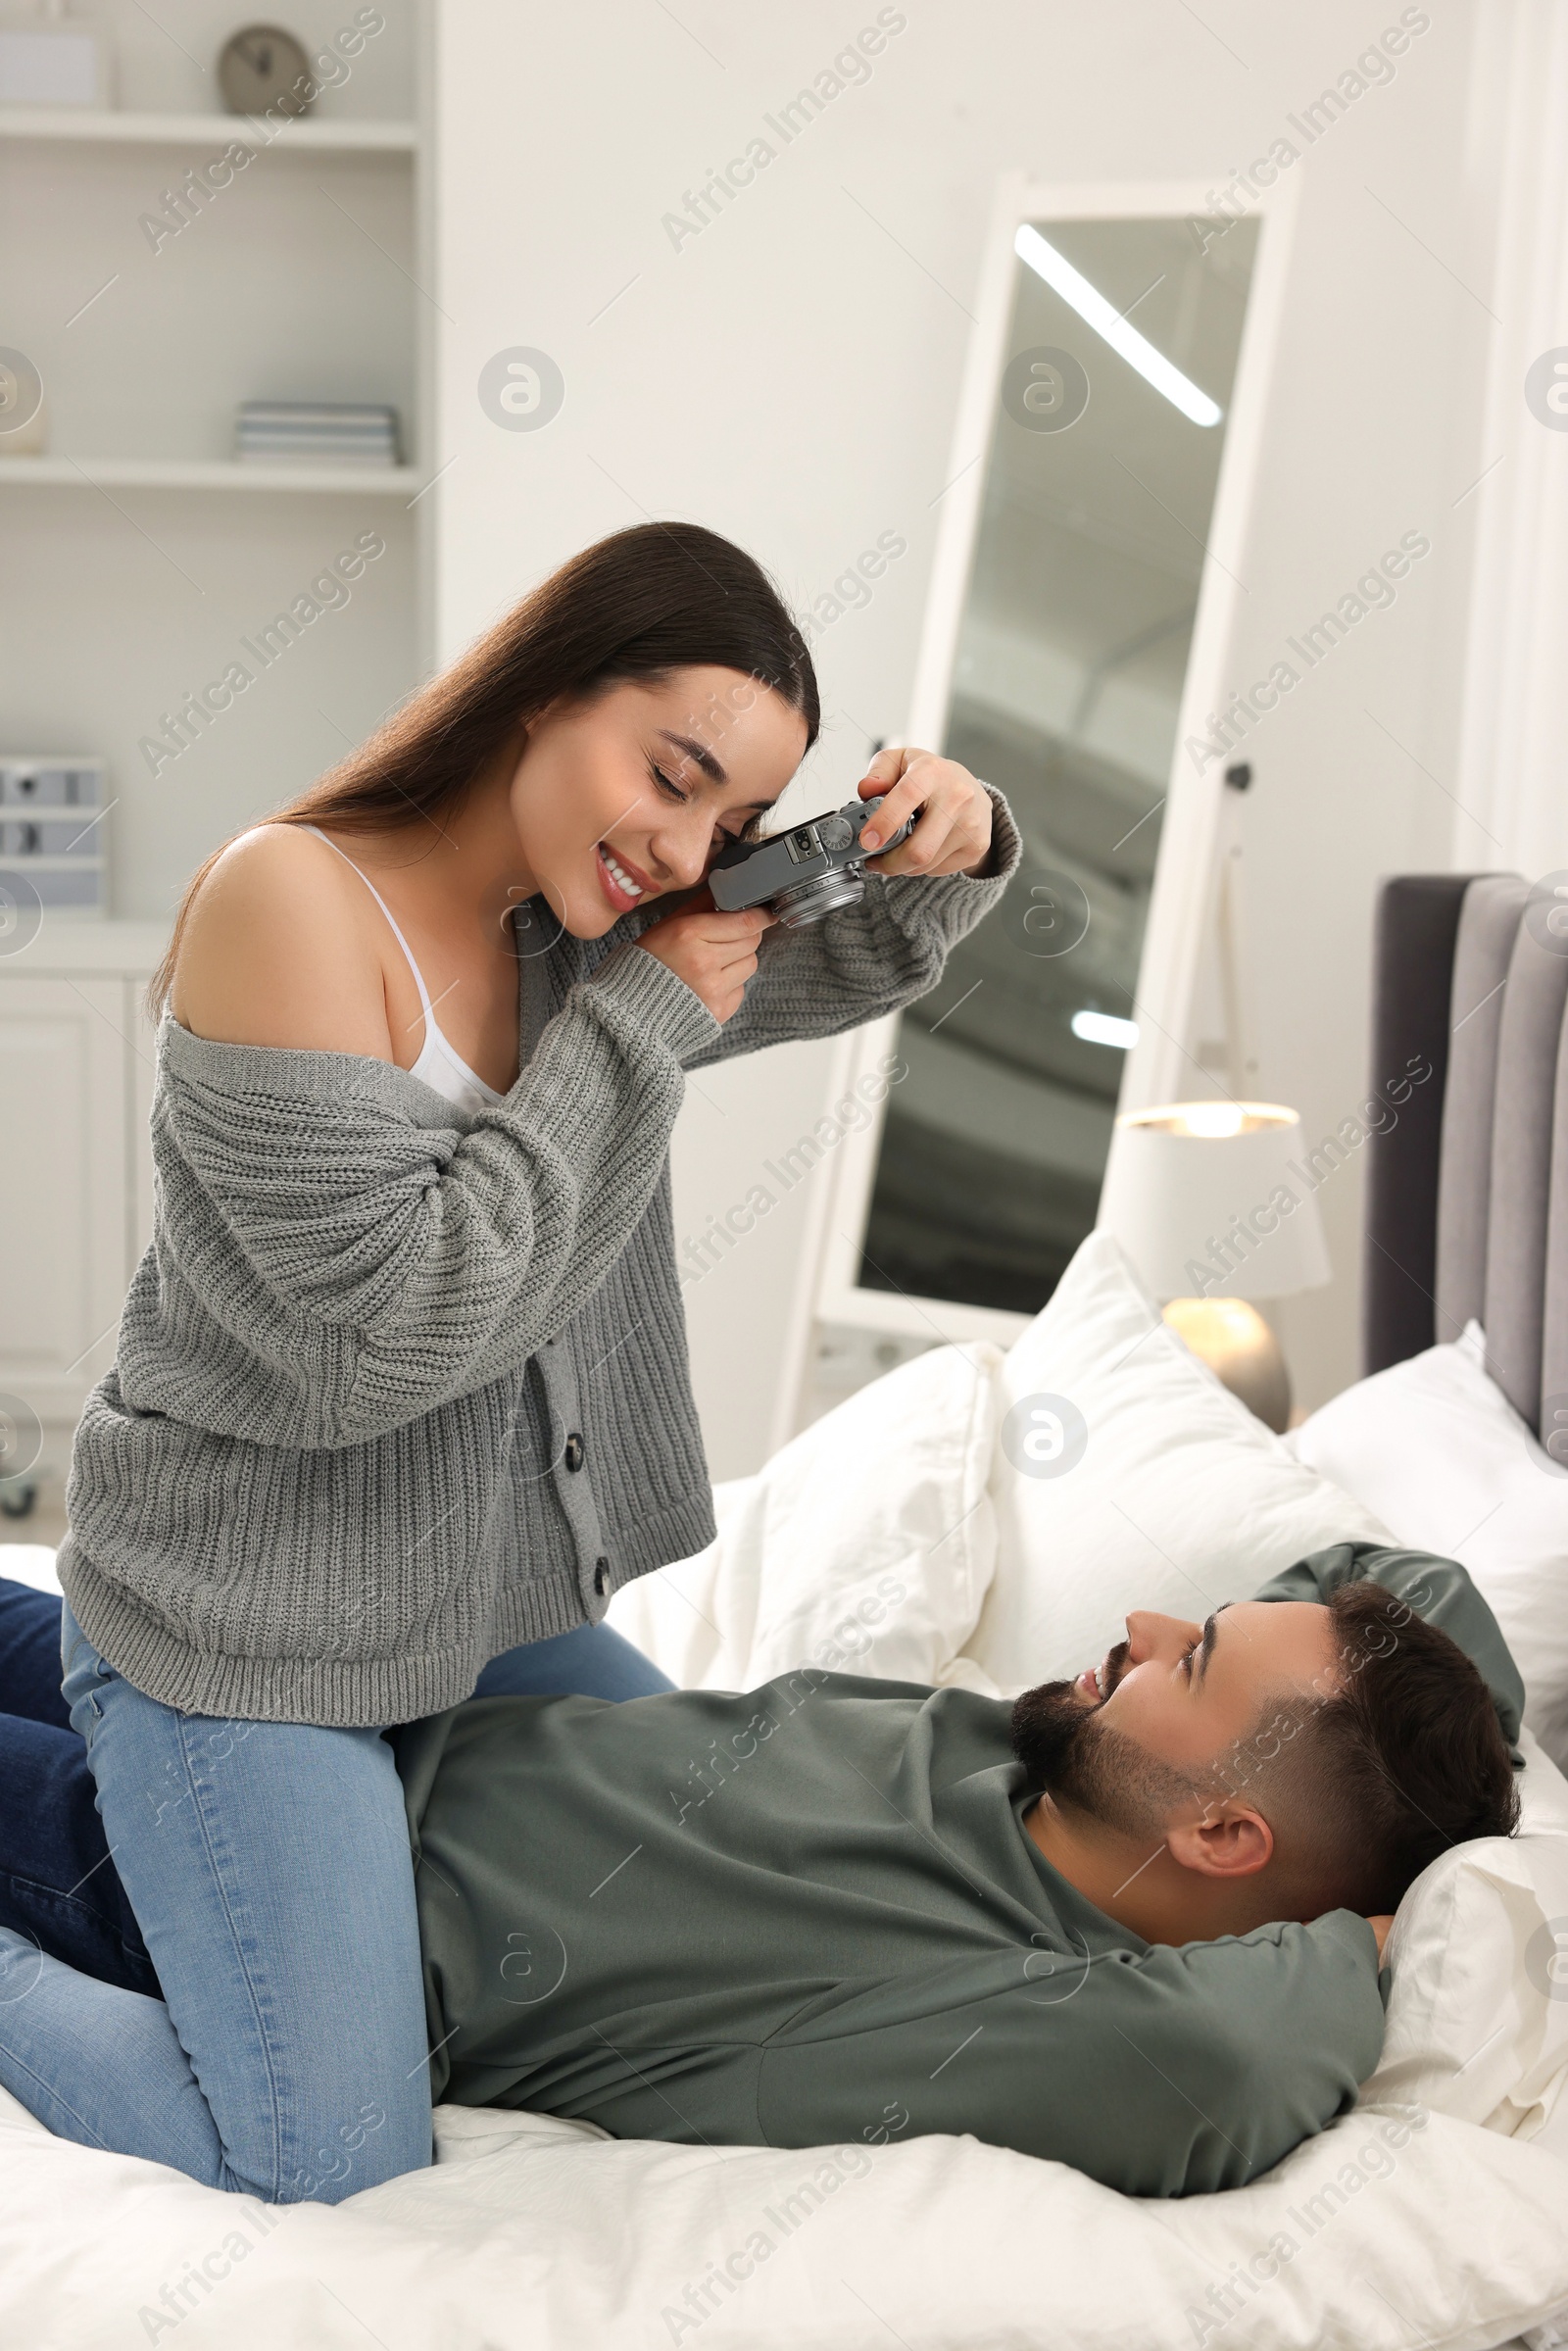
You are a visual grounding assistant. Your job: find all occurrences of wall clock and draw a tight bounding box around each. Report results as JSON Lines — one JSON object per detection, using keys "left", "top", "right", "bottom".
{"left": 218, "top": 24, "right": 313, "bottom": 116}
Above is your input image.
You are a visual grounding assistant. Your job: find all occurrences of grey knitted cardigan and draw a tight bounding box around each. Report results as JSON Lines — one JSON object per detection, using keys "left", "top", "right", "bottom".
{"left": 60, "top": 789, "right": 1021, "bottom": 1726}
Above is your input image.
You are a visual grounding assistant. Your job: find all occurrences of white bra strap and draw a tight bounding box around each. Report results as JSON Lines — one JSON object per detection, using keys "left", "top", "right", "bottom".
{"left": 300, "top": 823, "right": 434, "bottom": 1024}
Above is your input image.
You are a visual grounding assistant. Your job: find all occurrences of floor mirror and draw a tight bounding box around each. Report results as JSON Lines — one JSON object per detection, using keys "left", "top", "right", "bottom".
{"left": 794, "top": 175, "right": 1297, "bottom": 1408}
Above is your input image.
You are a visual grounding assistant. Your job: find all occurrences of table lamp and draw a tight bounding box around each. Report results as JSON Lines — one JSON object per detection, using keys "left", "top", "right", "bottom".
{"left": 1096, "top": 1101, "right": 1331, "bottom": 1432}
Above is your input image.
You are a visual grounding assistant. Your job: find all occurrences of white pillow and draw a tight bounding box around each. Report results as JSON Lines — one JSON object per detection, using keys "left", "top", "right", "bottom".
{"left": 607, "top": 1341, "right": 1003, "bottom": 1690}
{"left": 1291, "top": 1325, "right": 1568, "bottom": 1771}
{"left": 0, "top": 1546, "right": 62, "bottom": 1594}
{"left": 1363, "top": 1731, "right": 1568, "bottom": 2144}
{"left": 964, "top": 1231, "right": 1395, "bottom": 1694}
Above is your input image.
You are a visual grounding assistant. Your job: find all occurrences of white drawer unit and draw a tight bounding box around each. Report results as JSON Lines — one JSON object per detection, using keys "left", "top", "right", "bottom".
{"left": 0, "top": 924, "right": 164, "bottom": 1510}
{"left": 0, "top": 756, "right": 108, "bottom": 915}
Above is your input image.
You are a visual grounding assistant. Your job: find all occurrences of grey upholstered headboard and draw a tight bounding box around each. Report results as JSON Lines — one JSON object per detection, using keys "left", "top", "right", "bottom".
{"left": 1362, "top": 872, "right": 1568, "bottom": 1442}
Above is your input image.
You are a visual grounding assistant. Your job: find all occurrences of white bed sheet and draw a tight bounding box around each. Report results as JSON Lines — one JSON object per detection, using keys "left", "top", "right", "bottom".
{"left": 2, "top": 2083, "right": 1567, "bottom": 2351}
{"left": 6, "top": 1297, "right": 1568, "bottom": 2347}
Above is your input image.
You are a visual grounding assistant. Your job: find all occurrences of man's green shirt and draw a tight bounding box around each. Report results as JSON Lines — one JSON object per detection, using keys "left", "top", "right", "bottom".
{"left": 397, "top": 1543, "right": 1523, "bottom": 2197}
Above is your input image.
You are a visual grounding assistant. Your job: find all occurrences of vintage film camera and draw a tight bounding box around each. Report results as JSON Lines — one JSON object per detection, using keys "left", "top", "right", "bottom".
{"left": 707, "top": 794, "right": 917, "bottom": 928}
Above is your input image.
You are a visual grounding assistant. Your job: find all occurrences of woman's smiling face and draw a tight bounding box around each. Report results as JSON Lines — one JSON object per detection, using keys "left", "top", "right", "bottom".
{"left": 506, "top": 665, "right": 810, "bottom": 936}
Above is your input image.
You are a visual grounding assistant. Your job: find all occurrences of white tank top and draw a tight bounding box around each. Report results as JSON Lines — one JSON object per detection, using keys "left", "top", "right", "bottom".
{"left": 301, "top": 824, "right": 506, "bottom": 1114}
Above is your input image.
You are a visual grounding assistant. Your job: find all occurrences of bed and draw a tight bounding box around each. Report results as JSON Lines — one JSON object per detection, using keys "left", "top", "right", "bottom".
{"left": 3, "top": 872, "right": 1568, "bottom": 2351}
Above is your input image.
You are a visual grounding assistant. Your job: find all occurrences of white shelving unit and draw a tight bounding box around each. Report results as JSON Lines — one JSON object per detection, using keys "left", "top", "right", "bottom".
{"left": 0, "top": 0, "right": 431, "bottom": 923}
{"left": 0, "top": 454, "right": 424, "bottom": 490}
{"left": 0, "top": 1, "right": 433, "bottom": 1517}
{"left": 0, "top": 105, "right": 416, "bottom": 148}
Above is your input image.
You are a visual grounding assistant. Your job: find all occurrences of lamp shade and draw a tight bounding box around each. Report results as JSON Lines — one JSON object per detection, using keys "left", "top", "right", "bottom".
{"left": 1096, "top": 1101, "right": 1331, "bottom": 1304}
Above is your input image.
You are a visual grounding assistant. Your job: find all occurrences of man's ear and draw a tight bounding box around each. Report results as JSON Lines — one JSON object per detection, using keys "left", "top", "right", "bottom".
{"left": 1165, "top": 1802, "right": 1274, "bottom": 1881}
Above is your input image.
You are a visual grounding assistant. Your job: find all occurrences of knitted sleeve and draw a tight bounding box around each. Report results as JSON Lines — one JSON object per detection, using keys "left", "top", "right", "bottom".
{"left": 150, "top": 945, "right": 721, "bottom": 1446}
{"left": 679, "top": 784, "right": 1022, "bottom": 1069}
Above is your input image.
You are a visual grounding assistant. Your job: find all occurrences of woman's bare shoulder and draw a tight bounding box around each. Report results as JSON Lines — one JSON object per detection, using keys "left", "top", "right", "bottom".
{"left": 171, "top": 823, "right": 393, "bottom": 1056}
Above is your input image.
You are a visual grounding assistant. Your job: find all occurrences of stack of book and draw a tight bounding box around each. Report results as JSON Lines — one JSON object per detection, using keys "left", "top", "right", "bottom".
{"left": 234, "top": 402, "right": 401, "bottom": 466}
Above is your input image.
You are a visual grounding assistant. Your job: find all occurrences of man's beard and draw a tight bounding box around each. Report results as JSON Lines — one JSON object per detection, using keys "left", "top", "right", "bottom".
{"left": 1009, "top": 1673, "right": 1203, "bottom": 1841}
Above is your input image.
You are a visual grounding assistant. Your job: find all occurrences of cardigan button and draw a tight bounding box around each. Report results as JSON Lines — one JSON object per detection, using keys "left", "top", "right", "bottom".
{"left": 564, "top": 1431, "right": 585, "bottom": 1473}
{"left": 593, "top": 1557, "right": 609, "bottom": 1596}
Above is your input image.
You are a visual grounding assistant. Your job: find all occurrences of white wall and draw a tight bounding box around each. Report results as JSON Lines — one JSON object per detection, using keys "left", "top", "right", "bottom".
{"left": 1452, "top": 0, "right": 1568, "bottom": 883}
{"left": 432, "top": 0, "right": 1497, "bottom": 1473}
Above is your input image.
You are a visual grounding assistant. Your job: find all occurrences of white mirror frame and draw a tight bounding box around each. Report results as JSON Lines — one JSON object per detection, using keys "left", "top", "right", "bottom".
{"left": 774, "top": 170, "right": 1302, "bottom": 1435}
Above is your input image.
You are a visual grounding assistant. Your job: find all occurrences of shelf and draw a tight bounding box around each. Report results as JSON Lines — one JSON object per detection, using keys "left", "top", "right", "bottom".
{"left": 0, "top": 919, "right": 169, "bottom": 973}
{"left": 0, "top": 108, "right": 416, "bottom": 152}
{"left": 0, "top": 456, "right": 425, "bottom": 495}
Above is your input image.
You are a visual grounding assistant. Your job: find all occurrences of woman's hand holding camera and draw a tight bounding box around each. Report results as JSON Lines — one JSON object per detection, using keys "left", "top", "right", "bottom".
{"left": 637, "top": 744, "right": 991, "bottom": 1024}
{"left": 856, "top": 747, "right": 994, "bottom": 879}
{"left": 638, "top": 900, "right": 777, "bottom": 1024}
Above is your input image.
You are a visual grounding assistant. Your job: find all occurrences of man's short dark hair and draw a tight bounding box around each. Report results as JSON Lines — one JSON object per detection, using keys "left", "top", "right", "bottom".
{"left": 1275, "top": 1581, "right": 1520, "bottom": 1915}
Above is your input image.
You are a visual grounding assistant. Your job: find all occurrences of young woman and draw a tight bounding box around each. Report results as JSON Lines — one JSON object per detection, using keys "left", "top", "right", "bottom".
{"left": 0, "top": 521, "right": 1019, "bottom": 2203}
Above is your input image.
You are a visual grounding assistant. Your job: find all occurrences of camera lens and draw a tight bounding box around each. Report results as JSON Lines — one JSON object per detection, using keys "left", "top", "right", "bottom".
{"left": 771, "top": 870, "right": 867, "bottom": 927}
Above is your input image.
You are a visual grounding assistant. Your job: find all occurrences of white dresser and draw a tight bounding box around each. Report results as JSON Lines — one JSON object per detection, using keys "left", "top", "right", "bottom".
{"left": 0, "top": 922, "right": 167, "bottom": 1512}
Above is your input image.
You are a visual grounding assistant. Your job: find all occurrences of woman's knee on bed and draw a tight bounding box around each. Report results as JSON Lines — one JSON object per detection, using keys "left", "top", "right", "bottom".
{"left": 57, "top": 1610, "right": 434, "bottom": 2200}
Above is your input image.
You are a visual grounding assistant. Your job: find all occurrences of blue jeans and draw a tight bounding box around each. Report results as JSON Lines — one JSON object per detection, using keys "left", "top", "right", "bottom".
{"left": 0, "top": 1584, "right": 670, "bottom": 2201}
{"left": 0, "top": 1581, "right": 159, "bottom": 1997}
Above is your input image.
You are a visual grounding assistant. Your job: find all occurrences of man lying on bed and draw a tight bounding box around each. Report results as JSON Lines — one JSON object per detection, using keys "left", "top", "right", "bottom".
{"left": 0, "top": 1541, "right": 1521, "bottom": 2199}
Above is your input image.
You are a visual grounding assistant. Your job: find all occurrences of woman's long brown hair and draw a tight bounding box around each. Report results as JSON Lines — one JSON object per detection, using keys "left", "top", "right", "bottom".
{"left": 147, "top": 520, "right": 820, "bottom": 1015}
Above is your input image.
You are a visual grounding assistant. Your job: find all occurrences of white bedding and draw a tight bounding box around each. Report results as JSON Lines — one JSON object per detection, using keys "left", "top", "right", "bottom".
{"left": 4, "top": 1237, "right": 1568, "bottom": 2349}
{"left": 2, "top": 2088, "right": 1567, "bottom": 2350}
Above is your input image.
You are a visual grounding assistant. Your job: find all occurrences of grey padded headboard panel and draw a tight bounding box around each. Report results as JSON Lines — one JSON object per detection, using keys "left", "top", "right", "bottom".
{"left": 1362, "top": 875, "right": 1472, "bottom": 1377}
{"left": 1481, "top": 898, "right": 1568, "bottom": 1430}
{"left": 1546, "top": 1005, "right": 1568, "bottom": 1448}
{"left": 1364, "top": 870, "right": 1568, "bottom": 1442}
{"left": 1435, "top": 876, "right": 1528, "bottom": 1337}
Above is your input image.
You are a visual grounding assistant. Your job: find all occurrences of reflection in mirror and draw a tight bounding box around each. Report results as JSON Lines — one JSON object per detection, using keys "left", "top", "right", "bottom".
{"left": 859, "top": 213, "right": 1260, "bottom": 1314}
